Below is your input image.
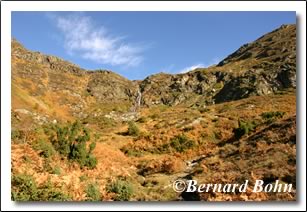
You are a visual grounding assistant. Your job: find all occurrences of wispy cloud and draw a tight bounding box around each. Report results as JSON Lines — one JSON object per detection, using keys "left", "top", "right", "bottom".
{"left": 179, "top": 64, "right": 205, "bottom": 73}
{"left": 203, "top": 57, "right": 221, "bottom": 68}
{"left": 49, "top": 13, "right": 144, "bottom": 67}
{"left": 178, "top": 58, "right": 221, "bottom": 74}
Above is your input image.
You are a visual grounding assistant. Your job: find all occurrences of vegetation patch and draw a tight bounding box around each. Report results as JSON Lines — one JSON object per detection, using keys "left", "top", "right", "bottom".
{"left": 233, "top": 119, "right": 257, "bottom": 139}
{"left": 11, "top": 174, "right": 70, "bottom": 201}
{"left": 85, "top": 182, "right": 101, "bottom": 201}
{"left": 11, "top": 130, "right": 22, "bottom": 141}
{"left": 169, "top": 134, "right": 196, "bottom": 153}
{"left": 50, "top": 121, "right": 97, "bottom": 169}
{"left": 261, "top": 111, "right": 285, "bottom": 123}
{"left": 32, "top": 139, "right": 55, "bottom": 158}
{"left": 107, "top": 179, "right": 133, "bottom": 201}
{"left": 126, "top": 121, "right": 140, "bottom": 137}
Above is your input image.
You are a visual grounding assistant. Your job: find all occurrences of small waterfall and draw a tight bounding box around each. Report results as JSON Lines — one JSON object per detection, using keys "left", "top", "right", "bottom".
{"left": 136, "top": 89, "right": 142, "bottom": 108}
{"left": 131, "top": 89, "right": 142, "bottom": 112}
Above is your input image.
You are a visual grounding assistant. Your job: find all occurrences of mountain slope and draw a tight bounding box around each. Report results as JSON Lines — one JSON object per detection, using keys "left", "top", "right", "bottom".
{"left": 12, "top": 24, "right": 296, "bottom": 115}
{"left": 11, "top": 24, "right": 297, "bottom": 201}
{"left": 140, "top": 24, "right": 296, "bottom": 105}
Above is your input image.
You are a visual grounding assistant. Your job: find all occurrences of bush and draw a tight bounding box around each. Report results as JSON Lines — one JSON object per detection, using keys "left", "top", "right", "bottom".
{"left": 85, "top": 182, "right": 101, "bottom": 201}
{"left": 50, "top": 121, "right": 97, "bottom": 169}
{"left": 11, "top": 130, "right": 22, "bottom": 140}
{"left": 33, "top": 139, "right": 55, "bottom": 158}
{"left": 11, "top": 174, "right": 38, "bottom": 201}
{"left": 169, "top": 134, "right": 196, "bottom": 153}
{"left": 85, "top": 154, "right": 97, "bottom": 169}
{"left": 233, "top": 120, "right": 257, "bottom": 139}
{"left": 261, "top": 111, "right": 285, "bottom": 123}
{"left": 126, "top": 121, "right": 140, "bottom": 137}
{"left": 38, "top": 179, "right": 71, "bottom": 201}
{"left": 107, "top": 179, "right": 133, "bottom": 201}
{"left": 11, "top": 174, "right": 70, "bottom": 201}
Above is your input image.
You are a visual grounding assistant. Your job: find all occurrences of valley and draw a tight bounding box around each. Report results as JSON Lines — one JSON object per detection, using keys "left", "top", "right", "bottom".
{"left": 11, "top": 24, "right": 296, "bottom": 201}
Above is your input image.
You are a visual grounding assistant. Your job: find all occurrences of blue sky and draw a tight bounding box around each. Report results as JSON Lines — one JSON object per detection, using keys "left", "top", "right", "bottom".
{"left": 12, "top": 12, "right": 296, "bottom": 80}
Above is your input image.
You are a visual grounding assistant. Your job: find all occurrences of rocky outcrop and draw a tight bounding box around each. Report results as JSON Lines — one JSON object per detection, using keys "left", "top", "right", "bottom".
{"left": 139, "top": 71, "right": 228, "bottom": 106}
{"left": 139, "top": 24, "right": 296, "bottom": 105}
{"left": 86, "top": 71, "right": 138, "bottom": 102}
{"left": 214, "top": 62, "right": 296, "bottom": 103}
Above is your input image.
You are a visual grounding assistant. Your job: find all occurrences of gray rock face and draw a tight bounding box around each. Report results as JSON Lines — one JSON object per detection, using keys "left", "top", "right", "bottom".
{"left": 86, "top": 71, "right": 138, "bottom": 102}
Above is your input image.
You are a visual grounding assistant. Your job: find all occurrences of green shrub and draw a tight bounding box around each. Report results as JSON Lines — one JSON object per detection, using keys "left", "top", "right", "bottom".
{"left": 261, "top": 111, "right": 285, "bottom": 123}
{"left": 11, "top": 130, "right": 22, "bottom": 140}
{"left": 11, "top": 174, "right": 70, "bottom": 201}
{"left": 169, "top": 134, "right": 196, "bottom": 153}
{"left": 38, "top": 179, "right": 71, "bottom": 201}
{"left": 11, "top": 174, "right": 38, "bottom": 201}
{"left": 52, "top": 125, "right": 71, "bottom": 156}
{"left": 50, "top": 121, "right": 97, "bottom": 169}
{"left": 159, "top": 143, "right": 170, "bottom": 153}
{"left": 85, "top": 182, "right": 101, "bottom": 201}
{"left": 33, "top": 139, "right": 55, "bottom": 158}
{"left": 42, "top": 123, "right": 57, "bottom": 136}
{"left": 233, "top": 120, "right": 257, "bottom": 139}
{"left": 85, "top": 154, "right": 97, "bottom": 169}
{"left": 107, "top": 179, "right": 133, "bottom": 201}
{"left": 127, "top": 121, "right": 140, "bottom": 137}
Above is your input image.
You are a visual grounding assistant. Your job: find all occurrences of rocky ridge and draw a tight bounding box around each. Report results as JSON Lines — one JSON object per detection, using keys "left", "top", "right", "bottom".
{"left": 12, "top": 24, "right": 296, "bottom": 121}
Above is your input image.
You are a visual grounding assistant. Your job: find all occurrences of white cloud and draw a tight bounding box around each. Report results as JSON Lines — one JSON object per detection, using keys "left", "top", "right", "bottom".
{"left": 179, "top": 64, "right": 205, "bottom": 73}
{"left": 178, "top": 58, "right": 221, "bottom": 74}
{"left": 51, "top": 13, "right": 144, "bottom": 67}
{"left": 203, "top": 57, "right": 221, "bottom": 68}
